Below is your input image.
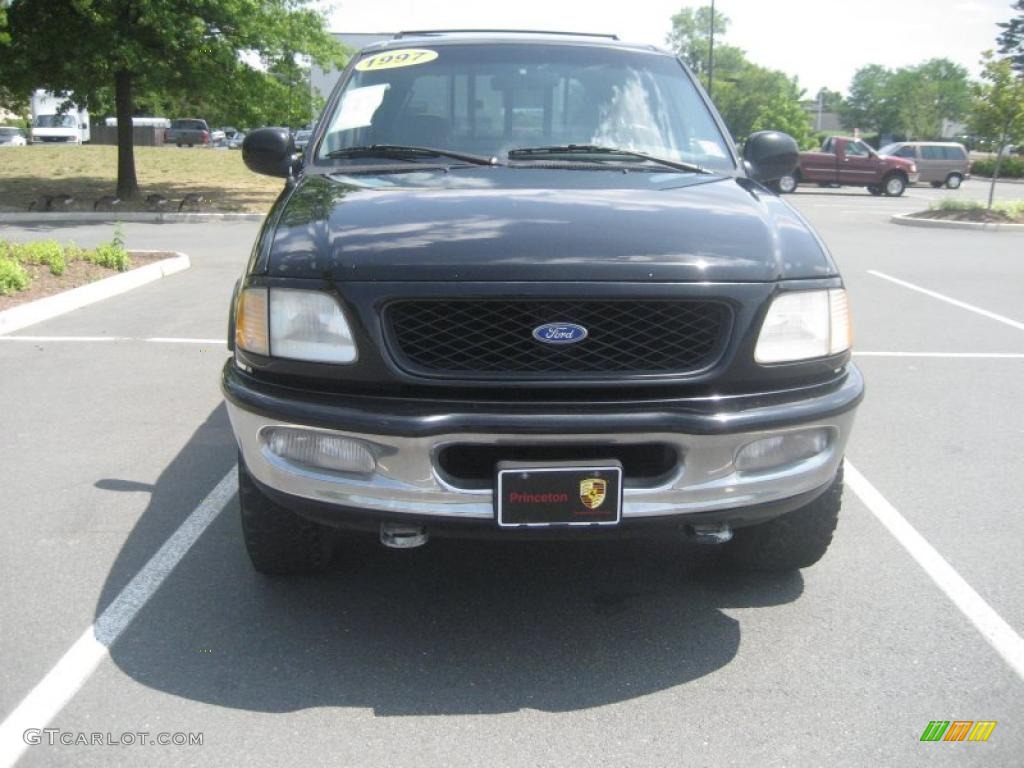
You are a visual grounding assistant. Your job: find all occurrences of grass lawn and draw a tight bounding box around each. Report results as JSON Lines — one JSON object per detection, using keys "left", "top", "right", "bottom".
{"left": 0, "top": 145, "right": 283, "bottom": 213}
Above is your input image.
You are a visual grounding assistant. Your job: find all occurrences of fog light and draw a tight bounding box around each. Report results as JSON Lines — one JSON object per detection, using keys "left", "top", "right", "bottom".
{"left": 734, "top": 429, "right": 829, "bottom": 472}
{"left": 262, "top": 427, "right": 376, "bottom": 474}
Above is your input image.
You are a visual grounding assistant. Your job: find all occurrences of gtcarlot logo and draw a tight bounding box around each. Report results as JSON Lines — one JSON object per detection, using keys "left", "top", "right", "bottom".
{"left": 920, "top": 721, "right": 996, "bottom": 742}
{"left": 23, "top": 729, "right": 203, "bottom": 747}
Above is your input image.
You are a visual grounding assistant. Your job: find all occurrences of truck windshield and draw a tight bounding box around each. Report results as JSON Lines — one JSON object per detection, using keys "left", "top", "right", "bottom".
{"left": 33, "top": 115, "right": 76, "bottom": 128}
{"left": 317, "top": 43, "right": 735, "bottom": 171}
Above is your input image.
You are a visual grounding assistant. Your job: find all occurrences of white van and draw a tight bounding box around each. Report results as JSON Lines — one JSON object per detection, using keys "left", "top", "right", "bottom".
{"left": 30, "top": 91, "right": 90, "bottom": 144}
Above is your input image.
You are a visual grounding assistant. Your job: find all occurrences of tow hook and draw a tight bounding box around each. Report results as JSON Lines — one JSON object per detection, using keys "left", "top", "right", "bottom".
{"left": 380, "top": 522, "right": 429, "bottom": 549}
{"left": 690, "top": 523, "right": 733, "bottom": 544}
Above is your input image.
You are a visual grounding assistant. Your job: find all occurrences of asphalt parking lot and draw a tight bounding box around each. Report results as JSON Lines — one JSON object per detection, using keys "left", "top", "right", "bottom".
{"left": 1, "top": 178, "right": 1022, "bottom": 767}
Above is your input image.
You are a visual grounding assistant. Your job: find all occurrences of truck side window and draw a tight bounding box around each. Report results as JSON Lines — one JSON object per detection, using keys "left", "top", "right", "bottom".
{"left": 844, "top": 141, "right": 869, "bottom": 158}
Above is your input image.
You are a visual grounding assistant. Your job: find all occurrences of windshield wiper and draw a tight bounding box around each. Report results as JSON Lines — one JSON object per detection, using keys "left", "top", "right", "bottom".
{"left": 324, "top": 145, "right": 499, "bottom": 166}
{"left": 507, "top": 144, "right": 709, "bottom": 174}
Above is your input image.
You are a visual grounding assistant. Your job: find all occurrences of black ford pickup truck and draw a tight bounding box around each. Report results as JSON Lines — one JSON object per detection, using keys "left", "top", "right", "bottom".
{"left": 225, "top": 31, "right": 863, "bottom": 575}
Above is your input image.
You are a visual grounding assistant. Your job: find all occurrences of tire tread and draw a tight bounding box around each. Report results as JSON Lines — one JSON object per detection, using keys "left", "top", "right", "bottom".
{"left": 725, "top": 467, "right": 843, "bottom": 572}
{"left": 238, "top": 453, "right": 333, "bottom": 574}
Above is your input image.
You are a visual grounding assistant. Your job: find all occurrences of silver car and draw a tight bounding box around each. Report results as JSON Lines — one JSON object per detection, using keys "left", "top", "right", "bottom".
{"left": 0, "top": 126, "right": 28, "bottom": 147}
{"left": 879, "top": 142, "right": 969, "bottom": 189}
{"left": 294, "top": 128, "right": 313, "bottom": 152}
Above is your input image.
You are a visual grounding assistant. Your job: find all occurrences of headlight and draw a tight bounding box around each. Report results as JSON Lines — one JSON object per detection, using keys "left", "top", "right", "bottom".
{"left": 754, "top": 289, "right": 851, "bottom": 363}
{"left": 234, "top": 287, "right": 357, "bottom": 364}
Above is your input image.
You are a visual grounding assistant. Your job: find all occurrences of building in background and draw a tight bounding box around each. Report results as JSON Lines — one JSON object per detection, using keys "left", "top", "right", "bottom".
{"left": 800, "top": 99, "right": 841, "bottom": 133}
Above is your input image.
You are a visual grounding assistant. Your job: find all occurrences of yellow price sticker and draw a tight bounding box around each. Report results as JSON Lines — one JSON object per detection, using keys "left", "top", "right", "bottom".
{"left": 354, "top": 49, "right": 439, "bottom": 72}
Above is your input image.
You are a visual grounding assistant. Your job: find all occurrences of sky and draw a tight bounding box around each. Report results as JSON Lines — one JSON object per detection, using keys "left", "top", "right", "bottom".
{"left": 321, "top": 0, "right": 1014, "bottom": 96}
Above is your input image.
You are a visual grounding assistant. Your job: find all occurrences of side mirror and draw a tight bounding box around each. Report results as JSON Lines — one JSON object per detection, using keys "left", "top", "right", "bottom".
{"left": 743, "top": 130, "right": 799, "bottom": 184}
{"left": 242, "top": 127, "right": 296, "bottom": 178}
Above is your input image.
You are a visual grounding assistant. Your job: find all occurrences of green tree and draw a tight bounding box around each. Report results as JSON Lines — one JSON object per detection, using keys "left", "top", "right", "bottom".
{"left": 968, "top": 52, "right": 1024, "bottom": 208}
{"left": 839, "top": 64, "right": 897, "bottom": 134}
{"left": 666, "top": 5, "right": 731, "bottom": 84}
{"left": 0, "top": 1, "right": 346, "bottom": 199}
{"left": 0, "top": 3, "right": 23, "bottom": 116}
{"left": 889, "top": 68, "right": 943, "bottom": 139}
{"left": 750, "top": 92, "right": 815, "bottom": 149}
{"left": 840, "top": 59, "right": 971, "bottom": 139}
{"left": 715, "top": 64, "right": 806, "bottom": 140}
{"left": 666, "top": 6, "right": 808, "bottom": 141}
{"left": 997, "top": 0, "right": 1024, "bottom": 73}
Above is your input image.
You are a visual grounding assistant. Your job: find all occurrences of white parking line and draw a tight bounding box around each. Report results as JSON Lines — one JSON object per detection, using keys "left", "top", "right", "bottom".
{"left": 845, "top": 461, "right": 1024, "bottom": 681}
{"left": 0, "top": 336, "right": 122, "bottom": 342}
{"left": 0, "top": 467, "right": 238, "bottom": 768}
{"left": 869, "top": 271, "right": 1024, "bottom": 332}
{"left": 855, "top": 351, "right": 1024, "bottom": 359}
{"left": 0, "top": 336, "right": 226, "bottom": 344}
{"left": 147, "top": 337, "right": 226, "bottom": 344}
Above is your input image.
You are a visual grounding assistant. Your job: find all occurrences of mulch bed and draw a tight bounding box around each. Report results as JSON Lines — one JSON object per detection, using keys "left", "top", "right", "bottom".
{"left": 910, "top": 209, "right": 1023, "bottom": 224}
{"left": 0, "top": 251, "right": 173, "bottom": 311}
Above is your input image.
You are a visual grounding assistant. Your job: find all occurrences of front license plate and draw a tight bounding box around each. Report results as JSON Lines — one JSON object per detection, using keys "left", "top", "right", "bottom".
{"left": 496, "top": 461, "right": 623, "bottom": 528}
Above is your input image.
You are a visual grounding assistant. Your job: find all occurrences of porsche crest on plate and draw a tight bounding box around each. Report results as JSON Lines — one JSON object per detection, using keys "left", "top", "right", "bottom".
{"left": 579, "top": 478, "right": 608, "bottom": 510}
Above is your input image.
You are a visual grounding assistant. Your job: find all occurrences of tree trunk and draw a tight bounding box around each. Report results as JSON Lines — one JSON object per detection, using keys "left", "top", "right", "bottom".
{"left": 988, "top": 126, "right": 1009, "bottom": 211}
{"left": 114, "top": 69, "right": 139, "bottom": 200}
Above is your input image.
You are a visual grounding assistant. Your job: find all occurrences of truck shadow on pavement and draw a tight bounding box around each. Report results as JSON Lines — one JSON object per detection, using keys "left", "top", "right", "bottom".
{"left": 96, "top": 405, "right": 804, "bottom": 716}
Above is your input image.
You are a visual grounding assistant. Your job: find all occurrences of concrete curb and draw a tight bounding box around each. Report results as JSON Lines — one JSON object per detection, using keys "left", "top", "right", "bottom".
{"left": 0, "top": 251, "right": 191, "bottom": 335}
{"left": 891, "top": 213, "right": 1024, "bottom": 232}
{"left": 0, "top": 211, "right": 264, "bottom": 224}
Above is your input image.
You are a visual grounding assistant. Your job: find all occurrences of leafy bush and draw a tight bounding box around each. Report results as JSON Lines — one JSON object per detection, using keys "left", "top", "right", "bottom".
{"left": 930, "top": 198, "right": 1024, "bottom": 218}
{"left": 0, "top": 229, "right": 133, "bottom": 296}
{"left": 0, "top": 257, "right": 31, "bottom": 295}
{"left": 86, "top": 240, "right": 131, "bottom": 272}
{"left": 11, "top": 240, "right": 66, "bottom": 275}
{"left": 932, "top": 199, "right": 983, "bottom": 211}
{"left": 970, "top": 156, "right": 1024, "bottom": 178}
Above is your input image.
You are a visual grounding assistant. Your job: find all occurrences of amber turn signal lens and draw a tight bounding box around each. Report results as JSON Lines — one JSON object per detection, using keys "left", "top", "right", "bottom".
{"left": 235, "top": 287, "right": 269, "bottom": 356}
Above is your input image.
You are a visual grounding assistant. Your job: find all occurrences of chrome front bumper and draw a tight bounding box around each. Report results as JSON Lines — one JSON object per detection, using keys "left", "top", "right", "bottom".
{"left": 226, "top": 401, "right": 855, "bottom": 523}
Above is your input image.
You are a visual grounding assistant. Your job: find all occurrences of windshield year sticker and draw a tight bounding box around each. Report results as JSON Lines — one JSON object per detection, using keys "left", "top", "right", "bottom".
{"left": 354, "top": 49, "right": 438, "bottom": 72}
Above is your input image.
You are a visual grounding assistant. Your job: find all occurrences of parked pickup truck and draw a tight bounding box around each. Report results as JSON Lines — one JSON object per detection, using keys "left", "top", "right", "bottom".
{"left": 776, "top": 136, "right": 918, "bottom": 196}
{"left": 164, "top": 118, "right": 222, "bottom": 147}
{"left": 226, "top": 32, "right": 863, "bottom": 577}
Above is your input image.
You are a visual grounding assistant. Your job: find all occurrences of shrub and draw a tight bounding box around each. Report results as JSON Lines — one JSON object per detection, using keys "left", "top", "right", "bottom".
{"left": 970, "top": 156, "right": 1024, "bottom": 178}
{"left": 932, "top": 199, "right": 983, "bottom": 211}
{"left": 0, "top": 257, "right": 31, "bottom": 295}
{"left": 87, "top": 240, "right": 131, "bottom": 271}
{"left": 3, "top": 240, "right": 66, "bottom": 275}
{"left": 930, "top": 198, "right": 1024, "bottom": 218}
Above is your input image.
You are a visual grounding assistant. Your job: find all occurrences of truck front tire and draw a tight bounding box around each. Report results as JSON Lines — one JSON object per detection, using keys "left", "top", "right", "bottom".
{"left": 776, "top": 173, "right": 798, "bottom": 193}
{"left": 883, "top": 173, "right": 907, "bottom": 197}
{"left": 238, "top": 453, "right": 335, "bottom": 574}
{"left": 724, "top": 467, "right": 843, "bottom": 572}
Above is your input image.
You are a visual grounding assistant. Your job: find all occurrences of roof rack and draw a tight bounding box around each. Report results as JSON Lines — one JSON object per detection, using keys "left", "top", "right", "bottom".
{"left": 393, "top": 29, "right": 619, "bottom": 40}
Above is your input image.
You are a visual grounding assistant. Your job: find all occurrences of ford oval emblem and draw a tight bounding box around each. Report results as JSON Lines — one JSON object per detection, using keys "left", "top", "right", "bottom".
{"left": 532, "top": 322, "right": 589, "bottom": 344}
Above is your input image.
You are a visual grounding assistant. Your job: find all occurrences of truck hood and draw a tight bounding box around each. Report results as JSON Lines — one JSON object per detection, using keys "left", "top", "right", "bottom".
{"left": 265, "top": 169, "right": 836, "bottom": 282}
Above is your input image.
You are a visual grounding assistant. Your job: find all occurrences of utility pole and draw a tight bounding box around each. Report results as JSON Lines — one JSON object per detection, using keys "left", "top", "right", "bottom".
{"left": 708, "top": 0, "right": 715, "bottom": 99}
